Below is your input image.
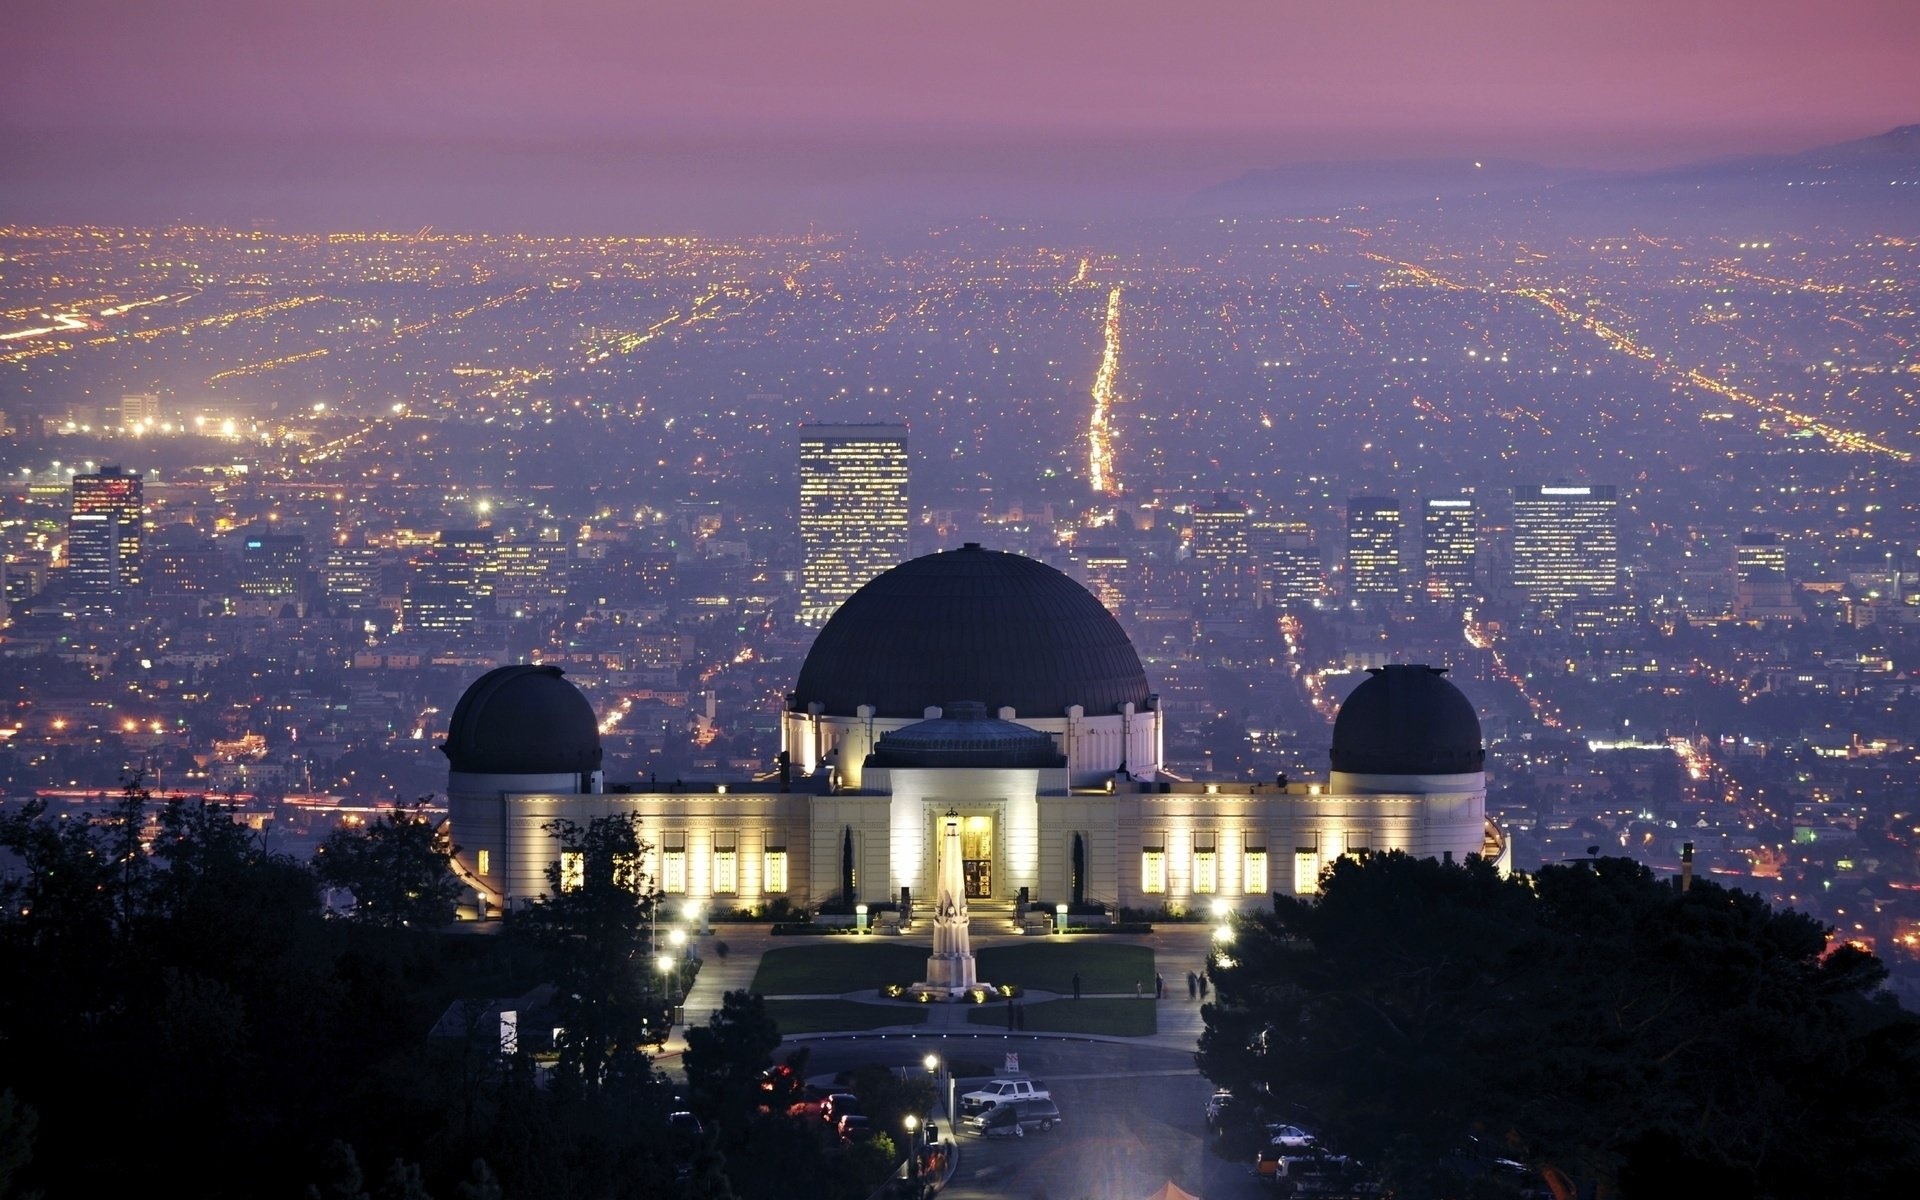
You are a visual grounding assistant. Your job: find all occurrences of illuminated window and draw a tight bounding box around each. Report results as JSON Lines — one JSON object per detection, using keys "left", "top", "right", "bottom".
{"left": 615, "top": 852, "right": 642, "bottom": 893}
{"left": 1346, "top": 831, "right": 1370, "bottom": 861}
{"left": 1243, "top": 846, "right": 1268, "bottom": 895}
{"left": 560, "top": 850, "right": 584, "bottom": 893}
{"left": 1142, "top": 835, "right": 1167, "bottom": 895}
{"left": 662, "top": 832, "right": 687, "bottom": 894}
{"left": 763, "top": 846, "right": 789, "bottom": 894}
{"left": 1294, "top": 835, "right": 1320, "bottom": 895}
{"left": 476, "top": 849, "right": 490, "bottom": 877}
{"left": 712, "top": 832, "right": 737, "bottom": 895}
{"left": 1192, "top": 832, "right": 1217, "bottom": 895}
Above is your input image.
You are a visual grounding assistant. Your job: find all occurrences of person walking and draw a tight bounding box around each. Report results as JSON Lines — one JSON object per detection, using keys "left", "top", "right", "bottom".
{"left": 1135, "top": 980, "right": 1143, "bottom": 998}
{"left": 1071, "top": 972, "right": 1081, "bottom": 1000}
{"left": 1198, "top": 971, "right": 1210, "bottom": 1000}
{"left": 1155, "top": 972, "right": 1165, "bottom": 999}
{"left": 1187, "top": 970, "right": 1198, "bottom": 1000}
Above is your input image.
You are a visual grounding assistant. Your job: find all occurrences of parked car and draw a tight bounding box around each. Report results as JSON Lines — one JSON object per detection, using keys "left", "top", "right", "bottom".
{"left": 1205, "top": 1089, "right": 1234, "bottom": 1126}
{"left": 1266, "top": 1123, "right": 1317, "bottom": 1150}
{"left": 837, "top": 1114, "right": 874, "bottom": 1144}
{"left": 963, "top": 1096, "right": 1062, "bottom": 1137}
{"left": 667, "top": 1111, "right": 704, "bottom": 1139}
{"left": 822, "top": 1092, "right": 861, "bottom": 1125}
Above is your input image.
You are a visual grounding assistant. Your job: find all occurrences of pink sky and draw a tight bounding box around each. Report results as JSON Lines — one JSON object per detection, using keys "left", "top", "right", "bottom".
{"left": 6, "top": 0, "right": 1919, "bottom": 164}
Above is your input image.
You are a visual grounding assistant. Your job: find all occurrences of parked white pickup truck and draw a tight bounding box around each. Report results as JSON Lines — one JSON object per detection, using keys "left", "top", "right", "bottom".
{"left": 959, "top": 1077, "right": 1051, "bottom": 1109}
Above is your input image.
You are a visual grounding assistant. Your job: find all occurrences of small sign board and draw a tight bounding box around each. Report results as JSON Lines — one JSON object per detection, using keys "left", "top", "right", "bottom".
{"left": 1003, "top": 1052, "right": 1020, "bottom": 1075}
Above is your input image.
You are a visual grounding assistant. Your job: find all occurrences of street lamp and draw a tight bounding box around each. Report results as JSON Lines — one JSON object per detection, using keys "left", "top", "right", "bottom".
{"left": 904, "top": 1114, "right": 920, "bottom": 1186}
{"left": 657, "top": 951, "right": 676, "bottom": 1002}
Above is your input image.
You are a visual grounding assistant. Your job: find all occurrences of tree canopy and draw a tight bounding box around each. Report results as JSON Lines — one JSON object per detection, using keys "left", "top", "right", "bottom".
{"left": 313, "top": 803, "right": 463, "bottom": 929}
{"left": 1197, "top": 851, "right": 1920, "bottom": 1200}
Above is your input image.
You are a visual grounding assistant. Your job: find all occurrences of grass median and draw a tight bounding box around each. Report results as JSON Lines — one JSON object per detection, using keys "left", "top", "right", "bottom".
{"left": 764, "top": 998, "right": 930, "bottom": 1035}
{"left": 975, "top": 941, "right": 1153, "bottom": 995}
{"left": 750, "top": 942, "right": 930, "bottom": 995}
{"left": 962, "top": 997, "right": 1157, "bottom": 1037}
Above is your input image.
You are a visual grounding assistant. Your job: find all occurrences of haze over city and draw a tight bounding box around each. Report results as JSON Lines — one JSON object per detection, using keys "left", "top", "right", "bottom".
{"left": 4, "top": 4, "right": 1920, "bottom": 1200}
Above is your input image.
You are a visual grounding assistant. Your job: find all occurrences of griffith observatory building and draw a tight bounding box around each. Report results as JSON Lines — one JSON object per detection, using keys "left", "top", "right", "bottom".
{"left": 442, "top": 544, "right": 1507, "bottom": 919}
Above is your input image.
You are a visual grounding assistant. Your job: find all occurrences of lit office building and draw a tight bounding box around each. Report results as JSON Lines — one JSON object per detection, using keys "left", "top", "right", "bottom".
{"left": 798, "top": 423, "right": 909, "bottom": 626}
{"left": 320, "top": 542, "right": 384, "bottom": 611}
{"left": 1346, "top": 496, "right": 1403, "bottom": 601}
{"left": 1192, "top": 493, "right": 1255, "bottom": 616}
{"left": 1253, "top": 520, "right": 1324, "bottom": 608}
{"left": 1422, "top": 497, "right": 1477, "bottom": 602}
{"left": 238, "top": 532, "right": 308, "bottom": 616}
{"left": 1191, "top": 494, "right": 1250, "bottom": 564}
{"left": 406, "top": 530, "right": 495, "bottom": 633}
{"left": 1733, "top": 530, "right": 1798, "bottom": 623}
{"left": 1511, "top": 484, "right": 1618, "bottom": 610}
{"left": 67, "top": 465, "right": 144, "bottom": 603}
{"left": 1078, "top": 546, "right": 1133, "bottom": 615}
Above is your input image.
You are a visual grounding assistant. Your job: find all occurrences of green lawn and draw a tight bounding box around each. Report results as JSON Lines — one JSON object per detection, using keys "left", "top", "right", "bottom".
{"left": 975, "top": 942, "right": 1154, "bottom": 995}
{"left": 963, "top": 997, "right": 1157, "bottom": 1037}
{"left": 764, "top": 999, "right": 929, "bottom": 1035}
{"left": 750, "top": 942, "right": 930, "bottom": 995}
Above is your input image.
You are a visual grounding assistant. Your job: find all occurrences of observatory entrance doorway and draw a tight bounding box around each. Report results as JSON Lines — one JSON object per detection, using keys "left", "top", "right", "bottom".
{"left": 960, "top": 813, "right": 993, "bottom": 898}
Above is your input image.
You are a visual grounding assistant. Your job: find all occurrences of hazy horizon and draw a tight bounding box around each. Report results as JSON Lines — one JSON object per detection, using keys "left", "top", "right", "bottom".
{"left": 5, "top": 0, "right": 1918, "bottom": 233}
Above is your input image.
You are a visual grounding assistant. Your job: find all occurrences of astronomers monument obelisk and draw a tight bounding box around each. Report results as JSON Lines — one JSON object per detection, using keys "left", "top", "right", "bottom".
{"left": 912, "top": 807, "right": 992, "bottom": 1000}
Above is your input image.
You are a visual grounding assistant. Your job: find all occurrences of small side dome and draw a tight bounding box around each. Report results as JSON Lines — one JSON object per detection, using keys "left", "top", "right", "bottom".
{"left": 867, "top": 700, "right": 1066, "bottom": 769}
{"left": 442, "top": 664, "right": 603, "bottom": 775}
{"left": 1330, "top": 664, "right": 1484, "bottom": 776}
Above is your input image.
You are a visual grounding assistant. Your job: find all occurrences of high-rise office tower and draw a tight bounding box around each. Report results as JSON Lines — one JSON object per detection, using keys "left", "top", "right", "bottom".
{"left": 1511, "top": 484, "right": 1618, "bottom": 609}
{"left": 1346, "top": 496, "right": 1403, "bottom": 601}
{"left": 406, "top": 530, "right": 494, "bottom": 633}
{"left": 1422, "top": 496, "right": 1477, "bottom": 602}
{"left": 118, "top": 393, "right": 162, "bottom": 428}
{"left": 798, "top": 422, "right": 909, "bottom": 626}
{"left": 1078, "top": 546, "right": 1133, "bottom": 615}
{"left": 1191, "top": 493, "right": 1250, "bottom": 564}
{"left": 1191, "top": 493, "right": 1255, "bottom": 617}
{"left": 1733, "top": 530, "right": 1798, "bottom": 622}
{"left": 68, "top": 465, "right": 144, "bottom": 602}
{"left": 1253, "top": 520, "right": 1325, "bottom": 608}
{"left": 238, "top": 532, "right": 308, "bottom": 613}
{"left": 320, "top": 542, "right": 384, "bottom": 611}
{"left": 148, "top": 527, "right": 232, "bottom": 600}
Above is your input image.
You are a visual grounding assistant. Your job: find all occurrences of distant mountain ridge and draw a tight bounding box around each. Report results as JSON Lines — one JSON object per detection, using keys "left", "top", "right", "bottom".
{"left": 1189, "top": 124, "right": 1920, "bottom": 218}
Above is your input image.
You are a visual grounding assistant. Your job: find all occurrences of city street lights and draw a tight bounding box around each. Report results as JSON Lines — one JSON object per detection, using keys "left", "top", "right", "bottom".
{"left": 667, "top": 927, "right": 688, "bottom": 998}
{"left": 904, "top": 1114, "right": 920, "bottom": 1187}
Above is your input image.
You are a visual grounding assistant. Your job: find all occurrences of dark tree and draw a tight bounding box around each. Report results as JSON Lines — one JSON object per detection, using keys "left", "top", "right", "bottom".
{"left": 682, "top": 990, "right": 782, "bottom": 1130}
{"left": 314, "top": 802, "right": 463, "bottom": 928}
{"left": 509, "top": 814, "right": 664, "bottom": 1099}
{"left": 840, "top": 826, "right": 855, "bottom": 906}
{"left": 1197, "top": 851, "right": 1920, "bottom": 1200}
{"left": 1070, "top": 832, "right": 1086, "bottom": 909}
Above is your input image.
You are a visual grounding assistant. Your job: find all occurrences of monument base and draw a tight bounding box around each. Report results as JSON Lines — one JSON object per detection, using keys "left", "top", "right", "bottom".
{"left": 905, "top": 981, "right": 998, "bottom": 1003}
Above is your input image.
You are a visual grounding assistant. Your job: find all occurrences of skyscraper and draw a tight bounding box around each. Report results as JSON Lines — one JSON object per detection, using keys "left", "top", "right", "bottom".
{"left": 1346, "top": 496, "right": 1402, "bottom": 601}
{"left": 406, "top": 530, "right": 494, "bottom": 633}
{"left": 1191, "top": 493, "right": 1255, "bottom": 617}
{"left": 1422, "top": 496, "right": 1477, "bottom": 602}
{"left": 798, "top": 423, "right": 909, "bottom": 626}
{"left": 238, "top": 531, "right": 308, "bottom": 616}
{"left": 68, "top": 465, "right": 144, "bottom": 603}
{"left": 1511, "top": 484, "right": 1618, "bottom": 609}
{"left": 1733, "top": 530, "right": 1798, "bottom": 622}
{"left": 1253, "top": 520, "right": 1325, "bottom": 608}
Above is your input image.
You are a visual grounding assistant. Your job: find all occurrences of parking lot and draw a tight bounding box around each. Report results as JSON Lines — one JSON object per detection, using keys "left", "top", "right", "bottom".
{"left": 798, "top": 1038, "right": 1274, "bottom": 1200}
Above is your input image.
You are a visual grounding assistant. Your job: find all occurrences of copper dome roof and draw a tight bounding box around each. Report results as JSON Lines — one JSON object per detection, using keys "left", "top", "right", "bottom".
{"left": 791, "top": 544, "right": 1152, "bottom": 719}
{"left": 441, "top": 664, "right": 603, "bottom": 776}
{"left": 1330, "top": 664, "right": 1484, "bottom": 776}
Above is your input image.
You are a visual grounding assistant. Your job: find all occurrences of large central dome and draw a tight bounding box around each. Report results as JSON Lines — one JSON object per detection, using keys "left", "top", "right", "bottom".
{"left": 791, "top": 544, "right": 1152, "bottom": 719}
